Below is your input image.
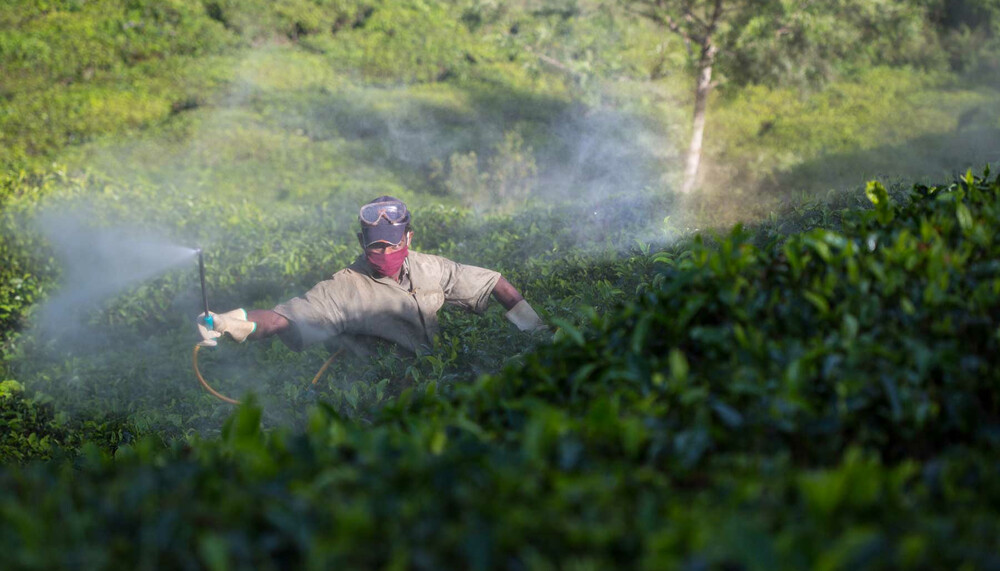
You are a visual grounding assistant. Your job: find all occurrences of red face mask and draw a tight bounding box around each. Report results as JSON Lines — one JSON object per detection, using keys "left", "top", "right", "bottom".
{"left": 366, "top": 244, "right": 408, "bottom": 277}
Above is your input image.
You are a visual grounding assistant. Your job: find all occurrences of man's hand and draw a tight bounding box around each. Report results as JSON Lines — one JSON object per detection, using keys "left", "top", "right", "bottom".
{"left": 196, "top": 308, "right": 257, "bottom": 346}
{"left": 504, "top": 300, "right": 548, "bottom": 333}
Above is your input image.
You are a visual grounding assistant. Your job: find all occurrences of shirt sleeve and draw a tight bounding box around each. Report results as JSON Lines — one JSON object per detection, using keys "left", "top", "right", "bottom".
{"left": 437, "top": 257, "right": 501, "bottom": 314}
{"left": 272, "top": 279, "right": 347, "bottom": 351}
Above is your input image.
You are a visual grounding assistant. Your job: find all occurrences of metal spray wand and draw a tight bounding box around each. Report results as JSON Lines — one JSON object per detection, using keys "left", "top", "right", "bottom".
{"left": 196, "top": 248, "right": 213, "bottom": 330}
{"left": 190, "top": 246, "right": 340, "bottom": 404}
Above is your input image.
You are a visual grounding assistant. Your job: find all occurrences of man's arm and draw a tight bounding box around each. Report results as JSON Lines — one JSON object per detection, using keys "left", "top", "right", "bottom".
{"left": 491, "top": 276, "right": 524, "bottom": 310}
{"left": 492, "top": 276, "right": 547, "bottom": 332}
{"left": 246, "top": 309, "right": 304, "bottom": 350}
{"left": 246, "top": 309, "right": 290, "bottom": 338}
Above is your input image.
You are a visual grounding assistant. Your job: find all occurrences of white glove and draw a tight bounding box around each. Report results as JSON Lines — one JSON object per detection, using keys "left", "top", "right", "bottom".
{"left": 504, "top": 300, "right": 548, "bottom": 332}
{"left": 196, "top": 308, "right": 257, "bottom": 347}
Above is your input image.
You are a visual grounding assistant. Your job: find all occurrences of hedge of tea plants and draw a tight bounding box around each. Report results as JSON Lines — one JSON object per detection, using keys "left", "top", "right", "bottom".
{"left": 0, "top": 169, "right": 998, "bottom": 568}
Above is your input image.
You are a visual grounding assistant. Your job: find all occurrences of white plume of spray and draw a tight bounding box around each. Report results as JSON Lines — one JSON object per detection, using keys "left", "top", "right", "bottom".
{"left": 34, "top": 209, "right": 198, "bottom": 339}
{"left": 373, "top": 90, "right": 680, "bottom": 252}
{"left": 538, "top": 105, "right": 679, "bottom": 248}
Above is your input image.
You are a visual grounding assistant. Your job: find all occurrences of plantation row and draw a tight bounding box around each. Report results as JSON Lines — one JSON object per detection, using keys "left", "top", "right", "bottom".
{"left": 1, "top": 170, "right": 998, "bottom": 568}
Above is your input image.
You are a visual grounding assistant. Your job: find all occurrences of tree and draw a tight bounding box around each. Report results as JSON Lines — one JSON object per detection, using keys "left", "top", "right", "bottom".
{"left": 623, "top": 0, "right": 724, "bottom": 194}
{"left": 622, "top": 0, "right": 938, "bottom": 194}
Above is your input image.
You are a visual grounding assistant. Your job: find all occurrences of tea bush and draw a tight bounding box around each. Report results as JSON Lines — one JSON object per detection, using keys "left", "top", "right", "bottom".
{"left": 0, "top": 383, "right": 133, "bottom": 464}
{"left": 0, "top": 162, "right": 667, "bottom": 436}
{"left": 4, "top": 2, "right": 1000, "bottom": 566}
{"left": 1, "top": 169, "right": 999, "bottom": 568}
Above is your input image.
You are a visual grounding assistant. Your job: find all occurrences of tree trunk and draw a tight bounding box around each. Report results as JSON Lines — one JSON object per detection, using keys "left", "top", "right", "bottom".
{"left": 681, "top": 44, "right": 716, "bottom": 194}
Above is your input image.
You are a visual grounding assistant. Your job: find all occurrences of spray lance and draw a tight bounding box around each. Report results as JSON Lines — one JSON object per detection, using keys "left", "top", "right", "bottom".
{"left": 190, "top": 248, "right": 339, "bottom": 405}
{"left": 197, "top": 248, "right": 213, "bottom": 331}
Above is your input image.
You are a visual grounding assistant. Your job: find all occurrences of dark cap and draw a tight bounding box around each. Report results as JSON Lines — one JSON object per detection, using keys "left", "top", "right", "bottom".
{"left": 360, "top": 220, "right": 407, "bottom": 247}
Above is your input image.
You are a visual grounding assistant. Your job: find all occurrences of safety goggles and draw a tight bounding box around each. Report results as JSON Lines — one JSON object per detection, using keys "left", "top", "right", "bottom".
{"left": 359, "top": 200, "right": 408, "bottom": 226}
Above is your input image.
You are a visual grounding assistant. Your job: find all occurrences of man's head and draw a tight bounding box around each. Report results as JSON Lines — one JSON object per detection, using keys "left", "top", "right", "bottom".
{"left": 358, "top": 196, "right": 413, "bottom": 278}
{"left": 358, "top": 195, "right": 411, "bottom": 249}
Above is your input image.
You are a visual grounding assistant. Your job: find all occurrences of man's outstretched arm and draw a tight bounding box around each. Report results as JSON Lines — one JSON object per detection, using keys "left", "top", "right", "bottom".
{"left": 491, "top": 276, "right": 524, "bottom": 310}
{"left": 246, "top": 309, "right": 305, "bottom": 350}
{"left": 246, "top": 309, "right": 290, "bottom": 338}
{"left": 492, "top": 276, "right": 547, "bottom": 332}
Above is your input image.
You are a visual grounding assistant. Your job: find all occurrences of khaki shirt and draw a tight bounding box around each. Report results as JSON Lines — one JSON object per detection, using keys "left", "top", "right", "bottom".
{"left": 273, "top": 251, "right": 501, "bottom": 355}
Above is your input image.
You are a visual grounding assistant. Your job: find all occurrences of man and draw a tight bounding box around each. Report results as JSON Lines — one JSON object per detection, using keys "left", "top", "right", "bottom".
{"left": 197, "top": 196, "right": 546, "bottom": 355}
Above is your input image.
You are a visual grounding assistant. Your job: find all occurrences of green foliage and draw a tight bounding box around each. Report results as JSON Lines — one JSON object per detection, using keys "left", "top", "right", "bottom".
{"left": 0, "top": 382, "right": 130, "bottom": 463}
{"left": 2, "top": 168, "right": 1000, "bottom": 567}
{"left": 624, "top": 0, "right": 998, "bottom": 87}
{"left": 706, "top": 66, "right": 1000, "bottom": 199}
{"left": 4, "top": 2, "right": 1000, "bottom": 566}
{"left": 928, "top": 0, "right": 1000, "bottom": 74}
{"left": 0, "top": 168, "right": 66, "bottom": 342}
{"left": 0, "top": 0, "right": 242, "bottom": 169}
{"left": 297, "top": 0, "right": 492, "bottom": 84}
{"left": 492, "top": 169, "right": 1000, "bottom": 466}
{"left": 0, "top": 0, "right": 232, "bottom": 83}
{"left": 0, "top": 391, "right": 69, "bottom": 463}
{"left": 724, "top": 0, "right": 946, "bottom": 87}
{"left": 0, "top": 160, "right": 664, "bottom": 433}
{"left": 437, "top": 128, "right": 539, "bottom": 209}
{"left": 0, "top": 0, "right": 520, "bottom": 169}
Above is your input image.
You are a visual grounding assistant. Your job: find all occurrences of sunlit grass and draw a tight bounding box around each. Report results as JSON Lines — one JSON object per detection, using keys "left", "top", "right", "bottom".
{"left": 706, "top": 66, "right": 1000, "bottom": 198}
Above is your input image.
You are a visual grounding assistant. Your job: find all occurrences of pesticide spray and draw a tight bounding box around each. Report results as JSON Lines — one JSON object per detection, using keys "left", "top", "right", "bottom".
{"left": 33, "top": 212, "right": 203, "bottom": 345}
{"left": 25, "top": 210, "right": 330, "bottom": 406}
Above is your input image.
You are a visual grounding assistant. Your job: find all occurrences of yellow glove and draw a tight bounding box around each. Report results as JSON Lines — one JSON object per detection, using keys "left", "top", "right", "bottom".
{"left": 504, "top": 300, "right": 548, "bottom": 332}
{"left": 196, "top": 308, "right": 257, "bottom": 347}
